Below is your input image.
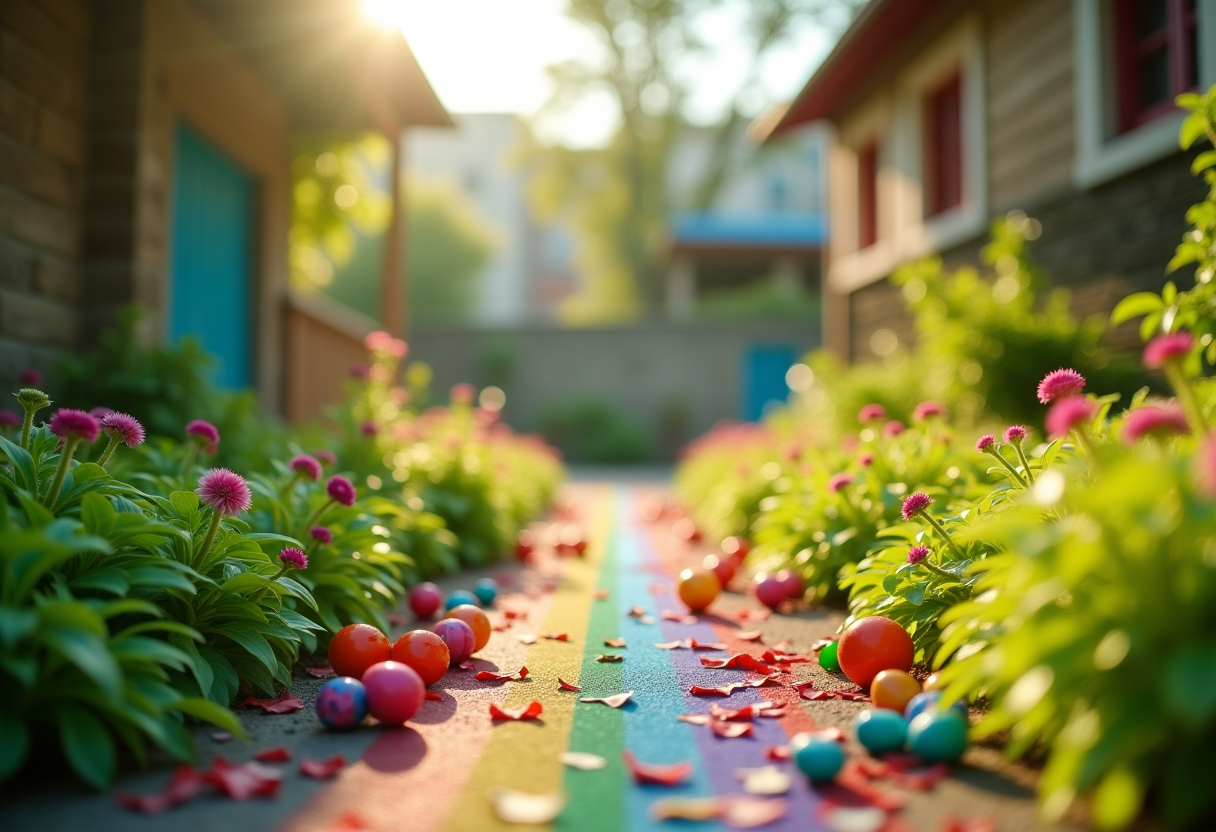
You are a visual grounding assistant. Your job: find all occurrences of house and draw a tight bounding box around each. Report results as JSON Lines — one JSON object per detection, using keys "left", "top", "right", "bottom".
{"left": 754, "top": 0, "right": 1212, "bottom": 362}
{"left": 0, "top": 0, "right": 451, "bottom": 420}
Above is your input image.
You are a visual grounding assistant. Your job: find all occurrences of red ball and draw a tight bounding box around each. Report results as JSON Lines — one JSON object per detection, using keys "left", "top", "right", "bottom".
{"left": 837, "top": 616, "right": 915, "bottom": 687}
{"left": 329, "top": 623, "right": 391, "bottom": 680}
{"left": 721, "top": 536, "right": 750, "bottom": 564}
{"left": 391, "top": 630, "right": 451, "bottom": 685}
{"left": 754, "top": 574, "right": 788, "bottom": 610}
{"left": 703, "top": 554, "right": 736, "bottom": 587}
{"left": 515, "top": 530, "right": 535, "bottom": 561}
{"left": 776, "top": 570, "right": 804, "bottom": 600}
{"left": 672, "top": 517, "right": 702, "bottom": 543}
{"left": 362, "top": 661, "right": 425, "bottom": 724}
{"left": 408, "top": 582, "right": 443, "bottom": 619}
{"left": 433, "top": 618, "right": 476, "bottom": 664}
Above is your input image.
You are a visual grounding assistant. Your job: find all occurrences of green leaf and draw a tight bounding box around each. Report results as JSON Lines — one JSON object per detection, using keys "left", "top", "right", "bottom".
{"left": 906, "top": 581, "right": 930, "bottom": 605}
{"left": 170, "top": 490, "right": 200, "bottom": 519}
{"left": 57, "top": 704, "right": 115, "bottom": 789}
{"left": 69, "top": 567, "right": 129, "bottom": 596}
{"left": 1109, "top": 292, "right": 1164, "bottom": 325}
{"left": 1180, "top": 111, "right": 1207, "bottom": 149}
{"left": 173, "top": 697, "right": 247, "bottom": 739}
{"left": 1192, "top": 149, "right": 1216, "bottom": 174}
{"left": 0, "top": 712, "right": 29, "bottom": 779}
{"left": 70, "top": 463, "right": 108, "bottom": 484}
{"left": 80, "top": 493, "right": 116, "bottom": 538}
{"left": 42, "top": 627, "right": 123, "bottom": 702}
{"left": 1164, "top": 644, "right": 1216, "bottom": 725}
{"left": 1092, "top": 765, "right": 1144, "bottom": 830}
{"left": 210, "top": 623, "right": 278, "bottom": 678}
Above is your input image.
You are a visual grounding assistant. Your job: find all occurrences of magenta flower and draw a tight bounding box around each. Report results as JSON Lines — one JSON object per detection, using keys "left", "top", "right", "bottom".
{"left": 1004, "top": 425, "right": 1028, "bottom": 444}
{"left": 1121, "top": 405, "right": 1190, "bottom": 443}
{"left": 859, "top": 452, "right": 874, "bottom": 467}
{"left": 315, "top": 449, "right": 337, "bottom": 465}
{"left": 858, "top": 403, "right": 887, "bottom": 423}
{"left": 785, "top": 442, "right": 803, "bottom": 461}
{"left": 196, "top": 468, "right": 252, "bottom": 516}
{"left": 451, "top": 383, "right": 475, "bottom": 405}
{"left": 186, "top": 420, "right": 220, "bottom": 454}
{"left": 907, "top": 545, "right": 930, "bottom": 565}
{"left": 18, "top": 368, "right": 42, "bottom": 386}
{"left": 1037, "top": 369, "right": 1086, "bottom": 404}
{"left": 0, "top": 410, "right": 21, "bottom": 428}
{"left": 89, "top": 407, "right": 114, "bottom": 419}
{"left": 913, "top": 401, "right": 947, "bottom": 421}
{"left": 278, "top": 547, "right": 309, "bottom": 571}
{"left": 50, "top": 409, "right": 100, "bottom": 443}
{"left": 827, "top": 473, "right": 853, "bottom": 493}
{"left": 100, "top": 412, "right": 145, "bottom": 448}
{"left": 360, "top": 420, "right": 378, "bottom": 437}
{"left": 1143, "top": 332, "right": 1194, "bottom": 369}
{"left": 349, "top": 363, "right": 370, "bottom": 380}
{"left": 326, "top": 475, "right": 357, "bottom": 507}
{"left": 290, "top": 454, "right": 323, "bottom": 481}
{"left": 883, "top": 420, "right": 905, "bottom": 437}
{"left": 310, "top": 526, "right": 333, "bottom": 544}
{"left": 1046, "top": 396, "right": 1097, "bottom": 439}
{"left": 975, "top": 434, "right": 996, "bottom": 453}
{"left": 901, "top": 491, "right": 933, "bottom": 521}
{"left": 1198, "top": 438, "right": 1216, "bottom": 498}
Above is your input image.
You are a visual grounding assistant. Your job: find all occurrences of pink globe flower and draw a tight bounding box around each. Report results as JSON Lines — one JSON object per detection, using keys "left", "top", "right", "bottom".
{"left": 1004, "top": 425, "right": 1028, "bottom": 444}
{"left": 349, "top": 363, "right": 371, "bottom": 380}
{"left": 186, "top": 420, "right": 220, "bottom": 454}
{"left": 907, "top": 545, "right": 930, "bottom": 565}
{"left": 326, "top": 475, "right": 357, "bottom": 507}
{"left": 278, "top": 547, "right": 309, "bottom": 570}
{"left": 901, "top": 491, "right": 933, "bottom": 521}
{"left": 1198, "top": 438, "right": 1216, "bottom": 498}
{"left": 17, "top": 368, "right": 42, "bottom": 386}
{"left": 1037, "top": 369, "right": 1086, "bottom": 405}
{"left": 0, "top": 410, "right": 21, "bottom": 428}
{"left": 1121, "top": 405, "right": 1190, "bottom": 444}
{"left": 89, "top": 407, "right": 114, "bottom": 419}
{"left": 859, "top": 452, "right": 874, "bottom": 467}
{"left": 315, "top": 449, "right": 337, "bottom": 465}
{"left": 883, "top": 420, "right": 905, "bottom": 437}
{"left": 913, "top": 401, "right": 947, "bottom": 421}
{"left": 451, "top": 383, "right": 475, "bottom": 405}
{"left": 50, "top": 409, "right": 100, "bottom": 443}
{"left": 100, "top": 412, "right": 145, "bottom": 448}
{"left": 858, "top": 403, "right": 887, "bottom": 423}
{"left": 290, "top": 454, "right": 323, "bottom": 481}
{"left": 1045, "top": 396, "right": 1097, "bottom": 439}
{"left": 827, "top": 473, "right": 853, "bottom": 493}
{"left": 196, "top": 468, "right": 252, "bottom": 516}
{"left": 364, "top": 331, "right": 408, "bottom": 359}
{"left": 1143, "top": 332, "right": 1194, "bottom": 369}
{"left": 975, "top": 434, "right": 996, "bottom": 453}
{"left": 360, "top": 420, "right": 378, "bottom": 437}
{"left": 310, "top": 526, "right": 333, "bottom": 544}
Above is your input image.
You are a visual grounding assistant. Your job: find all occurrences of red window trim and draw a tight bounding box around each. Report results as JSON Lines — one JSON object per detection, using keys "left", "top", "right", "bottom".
{"left": 1114, "top": 0, "right": 1199, "bottom": 133}
{"left": 858, "top": 140, "right": 878, "bottom": 249}
{"left": 924, "top": 72, "right": 963, "bottom": 219}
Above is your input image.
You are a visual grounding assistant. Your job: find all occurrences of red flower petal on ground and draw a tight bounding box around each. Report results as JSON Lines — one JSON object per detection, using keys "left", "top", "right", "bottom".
{"left": 691, "top": 683, "right": 740, "bottom": 697}
{"left": 254, "top": 747, "right": 292, "bottom": 763}
{"left": 710, "top": 720, "right": 754, "bottom": 739}
{"left": 239, "top": 689, "right": 304, "bottom": 714}
{"left": 627, "top": 606, "right": 648, "bottom": 617}
{"left": 203, "top": 757, "right": 283, "bottom": 800}
{"left": 595, "top": 589, "right": 610, "bottom": 599}
{"left": 765, "top": 745, "right": 790, "bottom": 762}
{"left": 603, "top": 637, "right": 627, "bottom": 648}
{"left": 700, "top": 654, "right": 775, "bottom": 674}
{"left": 722, "top": 797, "right": 789, "bottom": 829}
{"left": 661, "top": 610, "right": 697, "bottom": 624}
{"left": 476, "top": 666, "right": 529, "bottom": 683}
{"left": 836, "top": 690, "right": 871, "bottom": 702}
{"left": 543, "top": 633, "right": 570, "bottom": 641}
{"left": 654, "top": 640, "right": 684, "bottom": 649}
{"left": 425, "top": 691, "right": 442, "bottom": 701}
{"left": 490, "top": 701, "right": 544, "bottom": 721}
{"left": 596, "top": 654, "right": 624, "bottom": 662}
{"left": 517, "top": 634, "right": 538, "bottom": 644}
{"left": 736, "top": 609, "right": 771, "bottom": 623}
{"left": 942, "top": 817, "right": 997, "bottom": 832}
{"left": 688, "top": 638, "right": 727, "bottom": 650}
{"left": 114, "top": 765, "right": 205, "bottom": 814}
{"left": 557, "top": 678, "right": 582, "bottom": 691}
{"left": 623, "top": 751, "right": 694, "bottom": 786}
{"left": 678, "top": 714, "right": 712, "bottom": 725}
{"left": 710, "top": 701, "right": 776, "bottom": 721}
{"left": 458, "top": 660, "right": 476, "bottom": 670}
{"left": 305, "top": 665, "right": 334, "bottom": 678}
{"left": 762, "top": 650, "right": 809, "bottom": 664}
{"left": 579, "top": 691, "right": 633, "bottom": 708}
{"left": 492, "top": 620, "right": 511, "bottom": 631}
{"left": 300, "top": 755, "right": 347, "bottom": 780}
{"left": 737, "top": 630, "right": 763, "bottom": 641}
{"left": 503, "top": 609, "right": 527, "bottom": 619}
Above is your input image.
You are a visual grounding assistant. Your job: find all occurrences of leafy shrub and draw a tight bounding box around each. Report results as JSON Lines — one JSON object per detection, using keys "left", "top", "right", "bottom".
{"left": 538, "top": 396, "right": 650, "bottom": 463}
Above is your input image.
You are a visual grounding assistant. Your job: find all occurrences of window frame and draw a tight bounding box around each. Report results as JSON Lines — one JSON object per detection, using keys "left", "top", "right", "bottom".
{"left": 857, "top": 139, "right": 879, "bottom": 249}
{"left": 1113, "top": 0, "right": 1200, "bottom": 132}
{"left": 923, "top": 72, "right": 964, "bottom": 217}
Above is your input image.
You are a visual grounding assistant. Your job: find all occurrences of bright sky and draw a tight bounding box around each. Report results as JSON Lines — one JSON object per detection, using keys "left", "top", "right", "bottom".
{"left": 363, "top": 0, "right": 835, "bottom": 149}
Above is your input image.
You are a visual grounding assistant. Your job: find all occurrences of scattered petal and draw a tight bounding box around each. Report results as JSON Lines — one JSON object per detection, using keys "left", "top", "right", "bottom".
{"left": 769, "top": 639, "right": 792, "bottom": 652}
{"left": 736, "top": 609, "right": 771, "bottom": 623}
{"left": 737, "top": 630, "right": 763, "bottom": 641}
{"left": 424, "top": 691, "right": 442, "bottom": 701}
{"left": 203, "top": 757, "right": 283, "bottom": 800}
{"left": 710, "top": 720, "right": 754, "bottom": 739}
{"left": 332, "top": 812, "right": 369, "bottom": 831}
{"left": 543, "top": 633, "right": 570, "bottom": 642}
{"left": 736, "top": 766, "right": 791, "bottom": 796}
{"left": 492, "top": 620, "right": 511, "bottom": 631}
{"left": 596, "top": 654, "right": 624, "bottom": 663}
{"left": 688, "top": 638, "right": 727, "bottom": 650}
{"left": 651, "top": 797, "right": 722, "bottom": 822}
{"left": 557, "top": 678, "right": 582, "bottom": 691}
{"left": 661, "top": 610, "right": 697, "bottom": 624}
{"left": 490, "top": 701, "right": 544, "bottom": 721}
{"left": 820, "top": 806, "right": 888, "bottom": 832}
{"left": 115, "top": 765, "right": 204, "bottom": 814}
{"left": 678, "top": 714, "right": 712, "bottom": 725}
{"left": 458, "top": 660, "right": 476, "bottom": 671}
{"left": 579, "top": 691, "right": 633, "bottom": 709}
{"left": 239, "top": 689, "right": 304, "bottom": 714}
{"left": 711, "top": 701, "right": 776, "bottom": 721}
{"left": 723, "top": 797, "right": 789, "bottom": 829}
{"left": 476, "top": 666, "right": 529, "bottom": 683}
{"left": 503, "top": 609, "right": 527, "bottom": 620}
{"left": 762, "top": 649, "right": 809, "bottom": 664}
{"left": 700, "top": 654, "right": 774, "bottom": 674}
{"left": 765, "top": 745, "right": 790, "bottom": 762}
{"left": 654, "top": 641, "right": 684, "bottom": 650}
{"left": 639, "top": 615, "right": 656, "bottom": 625}
{"left": 560, "top": 751, "right": 607, "bottom": 771}
{"left": 941, "top": 818, "right": 997, "bottom": 832}
{"left": 211, "top": 732, "right": 234, "bottom": 743}
{"left": 300, "top": 755, "right": 347, "bottom": 779}
{"left": 517, "top": 633, "right": 538, "bottom": 645}
{"left": 595, "top": 589, "right": 610, "bottom": 600}
{"left": 254, "top": 747, "right": 292, "bottom": 763}
{"left": 488, "top": 787, "right": 565, "bottom": 824}
{"left": 603, "top": 637, "right": 627, "bottom": 648}
{"left": 623, "top": 751, "right": 694, "bottom": 786}
{"left": 627, "top": 606, "right": 648, "bottom": 618}
{"left": 691, "top": 684, "right": 739, "bottom": 697}
{"left": 306, "top": 665, "right": 335, "bottom": 678}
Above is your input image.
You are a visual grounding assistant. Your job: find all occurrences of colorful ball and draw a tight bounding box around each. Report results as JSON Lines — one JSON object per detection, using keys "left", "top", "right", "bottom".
{"left": 923, "top": 672, "right": 945, "bottom": 691}
{"left": 473, "top": 578, "right": 499, "bottom": 606}
{"left": 677, "top": 568, "right": 721, "bottom": 613}
{"left": 907, "top": 711, "right": 968, "bottom": 763}
{"left": 721, "top": 536, "right": 750, "bottom": 565}
{"left": 853, "top": 709, "right": 907, "bottom": 754}
{"left": 790, "top": 732, "right": 845, "bottom": 781}
{"left": 819, "top": 641, "right": 840, "bottom": 672}
{"left": 445, "top": 604, "right": 492, "bottom": 652}
{"left": 776, "top": 570, "right": 805, "bottom": 600}
{"left": 515, "top": 530, "right": 535, "bottom": 561}
{"left": 445, "top": 589, "right": 479, "bottom": 610}
{"left": 315, "top": 677, "right": 368, "bottom": 730}
{"left": 328, "top": 623, "right": 391, "bottom": 680}
{"left": 836, "top": 616, "right": 915, "bottom": 687}
{"left": 672, "top": 517, "right": 702, "bottom": 543}
{"left": 391, "top": 629, "right": 451, "bottom": 685}
{"left": 408, "top": 582, "right": 443, "bottom": 619}
{"left": 754, "top": 574, "right": 788, "bottom": 610}
{"left": 433, "top": 618, "right": 476, "bottom": 664}
{"left": 703, "top": 554, "right": 736, "bottom": 588}
{"left": 905, "top": 690, "right": 969, "bottom": 724}
{"left": 362, "top": 661, "right": 425, "bottom": 725}
{"left": 870, "top": 669, "right": 922, "bottom": 714}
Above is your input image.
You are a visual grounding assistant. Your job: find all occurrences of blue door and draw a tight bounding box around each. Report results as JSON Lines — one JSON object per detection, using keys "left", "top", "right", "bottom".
{"left": 743, "top": 345, "right": 798, "bottom": 421}
{"left": 170, "top": 124, "right": 254, "bottom": 389}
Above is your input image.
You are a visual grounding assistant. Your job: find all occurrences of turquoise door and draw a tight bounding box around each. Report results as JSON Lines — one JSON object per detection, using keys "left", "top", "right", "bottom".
{"left": 743, "top": 345, "right": 798, "bottom": 421}
{"left": 170, "top": 124, "right": 254, "bottom": 389}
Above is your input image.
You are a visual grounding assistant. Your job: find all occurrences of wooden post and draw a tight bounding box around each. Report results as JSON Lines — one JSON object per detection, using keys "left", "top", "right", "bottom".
{"left": 380, "top": 126, "right": 405, "bottom": 337}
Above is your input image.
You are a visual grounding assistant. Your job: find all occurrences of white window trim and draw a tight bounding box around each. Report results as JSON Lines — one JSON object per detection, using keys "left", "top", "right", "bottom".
{"left": 828, "top": 16, "right": 987, "bottom": 294}
{"left": 1073, "top": 0, "right": 1216, "bottom": 190}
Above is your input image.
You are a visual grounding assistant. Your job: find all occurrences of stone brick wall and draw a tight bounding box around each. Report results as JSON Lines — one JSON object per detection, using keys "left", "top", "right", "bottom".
{"left": 0, "top": 0, "right": 89, "bottom": 381}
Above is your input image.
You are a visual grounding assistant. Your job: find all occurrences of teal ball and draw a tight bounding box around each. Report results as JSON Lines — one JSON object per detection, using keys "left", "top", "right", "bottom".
{"left": 854, "top": 709, "right": 907, "bottom": 754}
{"left": 905, "top": 690, "right": 968, "bottom": 724}
{"left": 473, "top": 578, "right": 498, "bottom": 606}
{"left": 445, "top": 590, "right": 479, "bottom": 610}
{"left": 790, "top": 732, "right": 845, "bottom": 781}
{"left": 906, "top": 711, "right": 968, "bottom": 763}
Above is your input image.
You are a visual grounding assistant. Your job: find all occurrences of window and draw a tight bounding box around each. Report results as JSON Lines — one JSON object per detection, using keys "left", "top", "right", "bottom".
{"left": 924, "top": 73, "right": 963, "bottom": 217}
{"left": 857, "top": 141, "right": 878, "bottom": 249}
{"left": 1114, "top": 0, "right": 1199, "bottom": 132}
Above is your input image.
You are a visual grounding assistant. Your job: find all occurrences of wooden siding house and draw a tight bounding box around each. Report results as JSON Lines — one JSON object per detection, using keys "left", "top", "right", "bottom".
{"left": 0, "top": 0, "right": 451, "bottom": 420}
{"left": 755, "top": 0, "right": 1213, "bottom": 362}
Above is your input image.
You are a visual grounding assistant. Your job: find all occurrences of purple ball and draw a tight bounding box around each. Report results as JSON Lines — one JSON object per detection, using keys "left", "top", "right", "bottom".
{"left": 755, "top": 575, "right": 788, "bottom": 610}
{"left": 362, "top": 661, "right": 425, "bottom": 725}
{"left": 776, "top": 570, "right": 805, "bottom": 600}
{"left": 409, "top": 582, "right": 443, "bottom": 619}
{"left": 315, "top": 676, "right": 368, "bottom": 730}
{"left": 433, "top": 618, "right": 476, "bottom": 665}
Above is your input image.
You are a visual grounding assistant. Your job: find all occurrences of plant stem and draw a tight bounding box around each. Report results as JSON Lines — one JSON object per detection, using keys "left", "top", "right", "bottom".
{"left": 1164, "top": 363, "right": 1209, "bottom": 435}
{"left": 300, "top": 498, "right": 334, "bottom": 540}
{"left": 195, "top": 510, "right": 224, "bottom": 571}
{"left": 920, "top": 559, "right": 961, "bottom": 582}
{"left": 1012, "top": 443, "right": 1036, "bottom": 484}
{"left": 96, "top": 435, "right": 121, "bottom": 468}
{"left": 43, "top": 437, "right": 80, "bottom": 508}
{"left": 986, "top": 446, "right": 1028, "bottom": 488}
{"left": 919, "top": 511, "right": 965, "bottom": 559}
{"left": 19, "top": 410, "right": 34, "bottom": 450}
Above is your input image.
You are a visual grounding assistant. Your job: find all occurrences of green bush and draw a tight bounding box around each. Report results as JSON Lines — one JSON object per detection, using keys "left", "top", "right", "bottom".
{"left": 538, "top": 396, "right": 650, "bottom": 464}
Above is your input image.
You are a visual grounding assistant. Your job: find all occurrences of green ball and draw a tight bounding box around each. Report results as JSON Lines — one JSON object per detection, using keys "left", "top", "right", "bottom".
{"left": 906, "top": 711, "right": 968, "bottom": 763}
{"left": 819, "top": 640, "right": 840, "bottom": 672}
{"left": 854, "top": 708, "right": 907, "bottom": 754}
{"left": 790, "top": 732, "right": 845, "bottom": 781}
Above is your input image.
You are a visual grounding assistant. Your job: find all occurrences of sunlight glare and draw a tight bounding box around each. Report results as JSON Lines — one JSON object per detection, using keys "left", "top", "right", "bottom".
{"left": 361, "top": 0, "right": 407, "bottom": 30}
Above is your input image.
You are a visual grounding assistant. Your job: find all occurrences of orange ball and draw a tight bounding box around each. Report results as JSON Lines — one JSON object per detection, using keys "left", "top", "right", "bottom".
{"left": 391, "top": 629, "right": 451, "bottom": 685}
{"left": 445, "top": 604, "right": 491, "bottom": 652}
{"left": 923, "top": 672, "right": 945, "bottom": 691}
{"left": 329, "top": 623, "right": 391, "bottom": 680}
{"left": 870, "top": 669, "right": 922, "bottom": 714}
{"left": 678, "top": 568, "right": 721, "bottom": 613}
{"left": 836, "top": 615, "right": 915, "bottom": 687}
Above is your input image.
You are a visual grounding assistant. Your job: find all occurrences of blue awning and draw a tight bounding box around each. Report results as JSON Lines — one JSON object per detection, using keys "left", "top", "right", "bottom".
{"left": 671, "top": 211, "right": 826, "bottom": 248}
